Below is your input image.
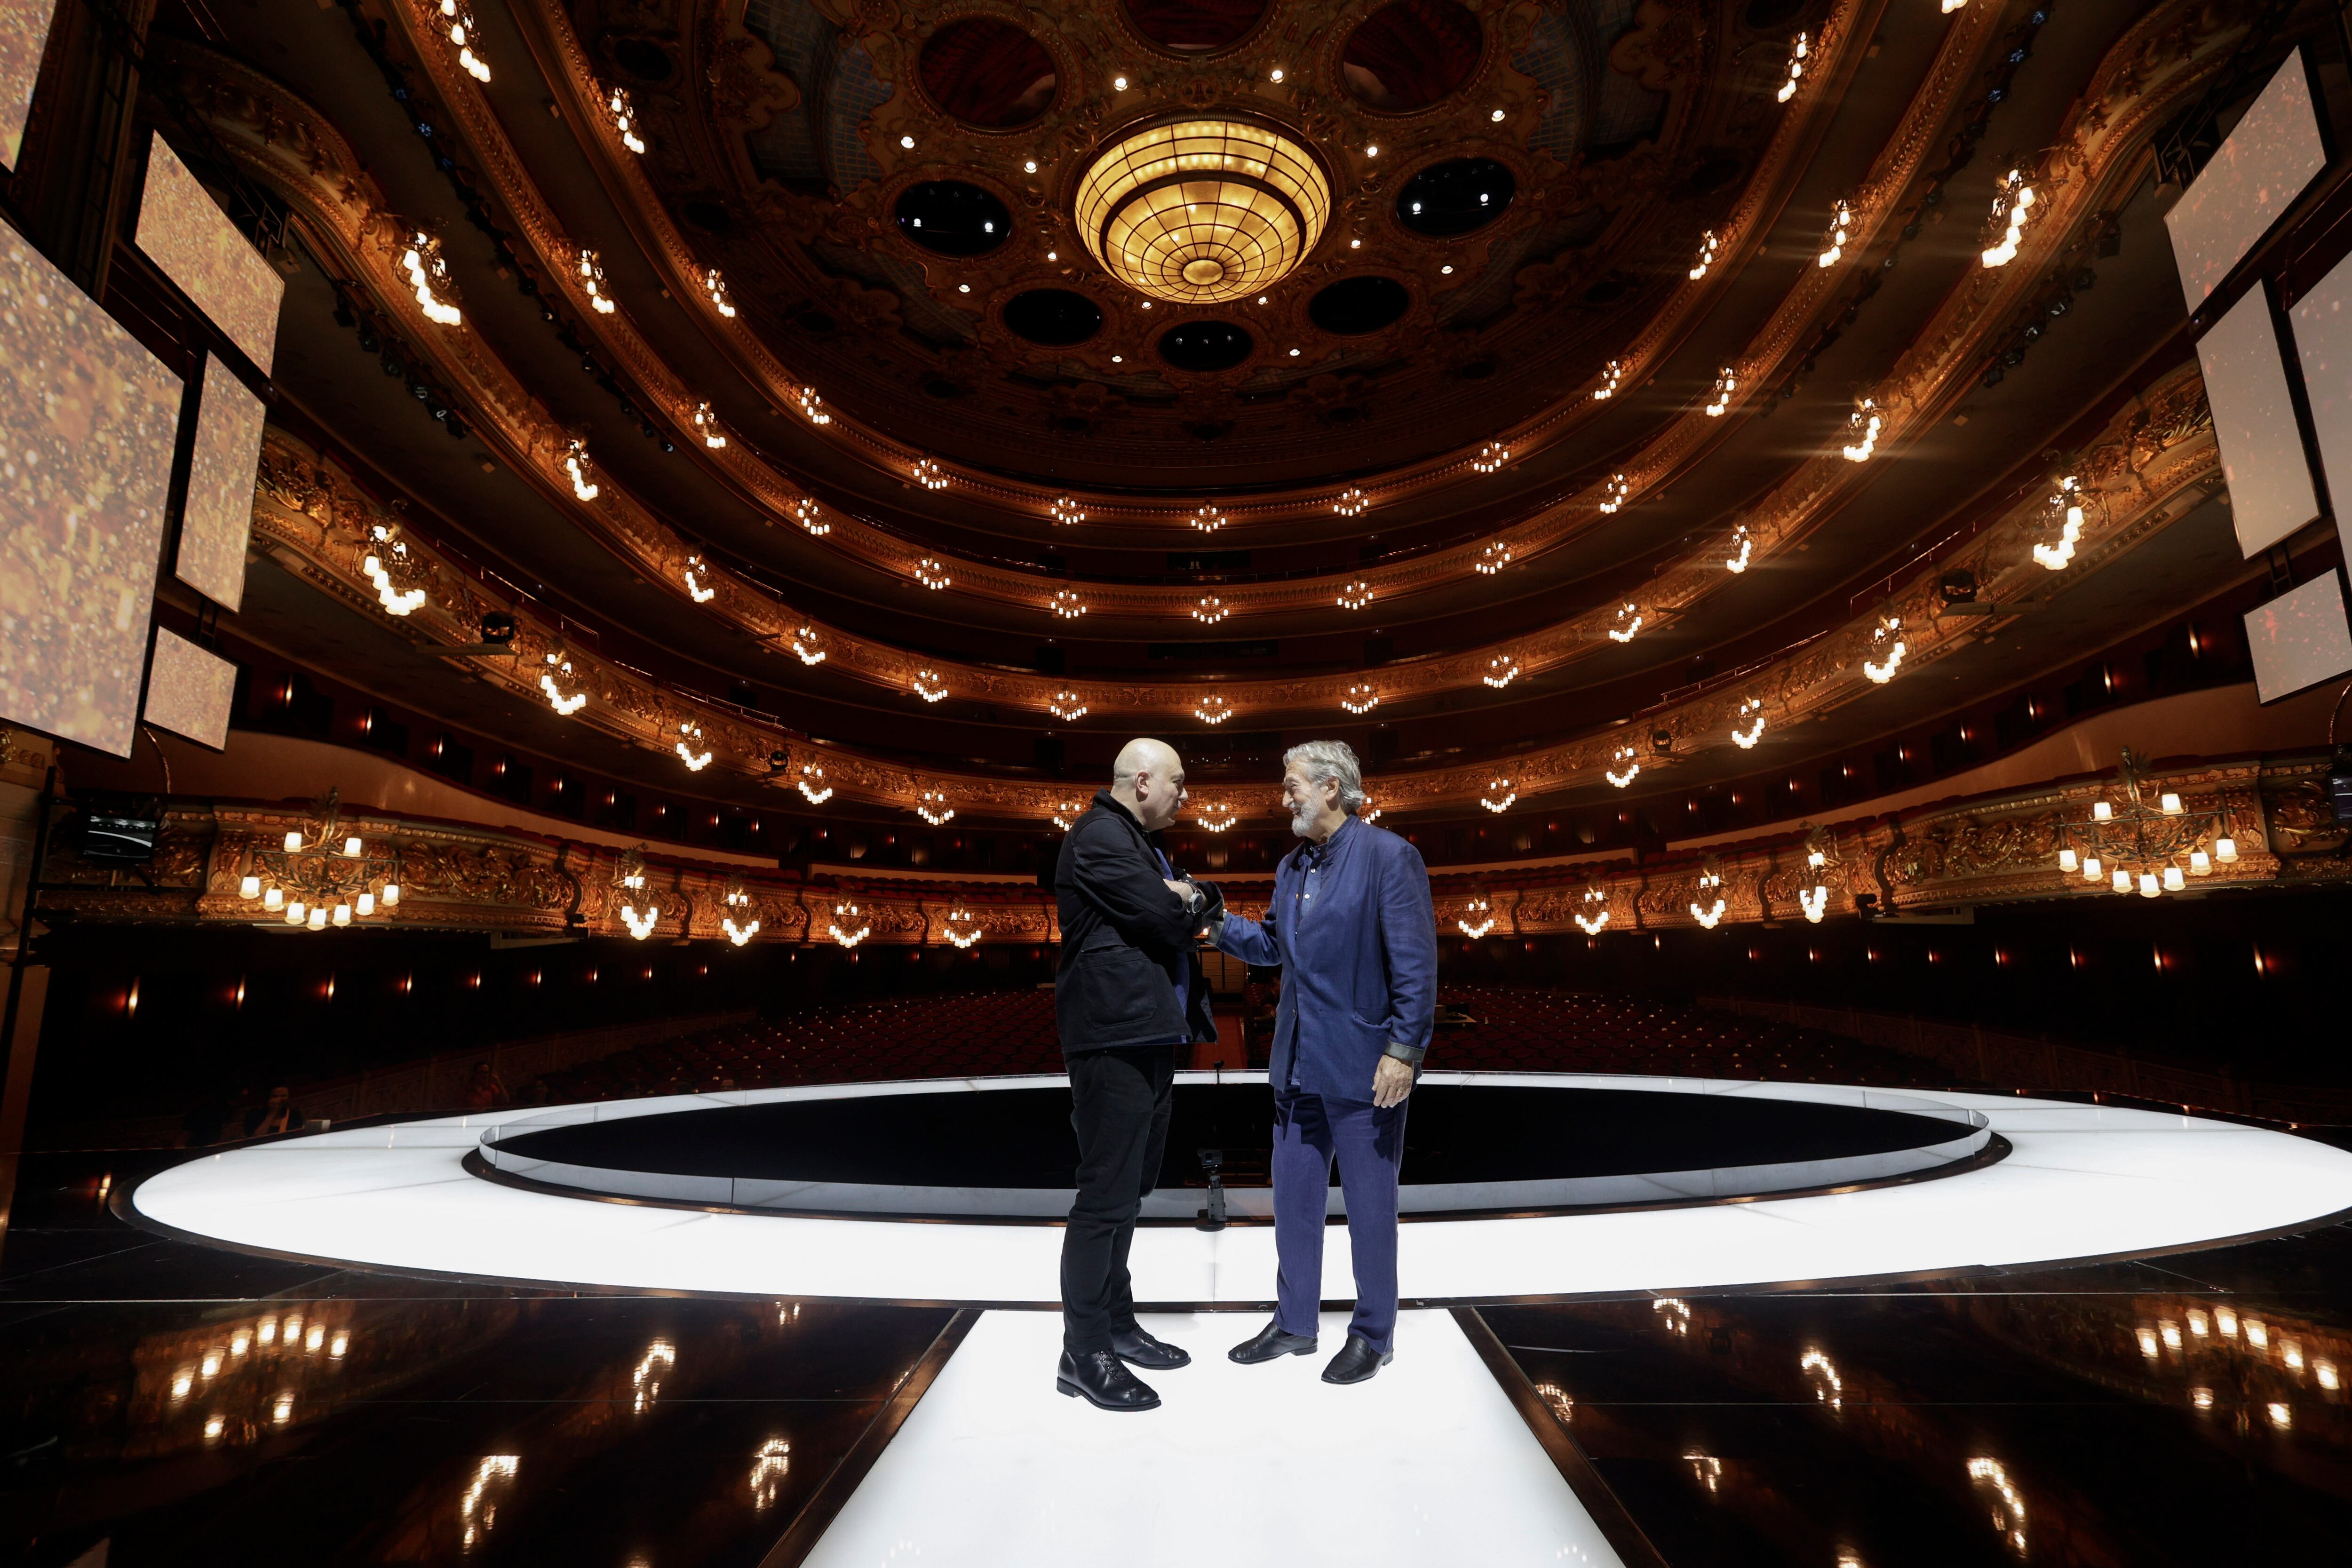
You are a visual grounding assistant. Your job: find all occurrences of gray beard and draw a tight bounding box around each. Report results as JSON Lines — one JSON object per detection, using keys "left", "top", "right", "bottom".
{"left": 1289, "top": 802, "right": 1319, "bottom": 839}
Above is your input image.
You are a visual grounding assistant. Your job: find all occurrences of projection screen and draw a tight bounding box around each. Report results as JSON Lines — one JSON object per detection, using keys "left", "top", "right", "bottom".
{"left": 2289, "top": 250, "right": 2352, "bottom": 544}
{"left": 2197, "top": 286, "right": 2320, "bottom": 558}
{"left": 0, "top": 0, "right": 59, "bottom": 167}
{"left": 2243, "top": 573, "right": 2352, "bottom": 704}
{"left": 0, "top": 219, "right": 184, "bottom": 757}
{"left": 175, "top": 353, "right": 263, "bottom": 610}
{"left": 2165, "top": 51, "right": 2328, "bottom": 311}
{"left": 133, "top": 136, "right": 284, "bottom": 375}
{"left": 143, "top": 626, "right": 237, "bottom": 749}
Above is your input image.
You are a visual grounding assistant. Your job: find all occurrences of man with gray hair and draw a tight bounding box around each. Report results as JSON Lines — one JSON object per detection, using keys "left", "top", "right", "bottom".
{"left": 1207, "top": 739, "right": 1436, "bottom": 1384}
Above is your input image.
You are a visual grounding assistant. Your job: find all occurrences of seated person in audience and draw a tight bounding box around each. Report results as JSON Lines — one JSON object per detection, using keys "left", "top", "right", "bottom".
{"left": 464, "top": 1061, "right": 509, "bottom": 1110}
{"left": 246, "top": 1085, "right": 302, "bottom": 1138}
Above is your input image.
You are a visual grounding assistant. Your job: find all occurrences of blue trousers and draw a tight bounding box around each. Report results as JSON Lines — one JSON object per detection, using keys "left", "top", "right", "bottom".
{"left": 1272, "top": 1092, "right": 1409, "bottom": 1353}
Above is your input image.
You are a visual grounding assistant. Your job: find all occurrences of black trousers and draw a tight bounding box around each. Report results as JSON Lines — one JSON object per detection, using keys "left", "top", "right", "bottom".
{"left": 1060, "top": 1044, "right": 1176, "bottom": 1353}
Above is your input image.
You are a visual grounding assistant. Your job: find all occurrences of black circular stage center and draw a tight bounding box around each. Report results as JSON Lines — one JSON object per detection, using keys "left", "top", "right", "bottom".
{"left": 476, "top": 1081, "right": 2000, "bottom": 1222}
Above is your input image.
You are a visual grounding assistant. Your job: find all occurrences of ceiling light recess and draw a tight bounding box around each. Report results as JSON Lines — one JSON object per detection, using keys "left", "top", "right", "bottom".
{"left": 1075, "top": 120, "right": 1331, "bottom": 306}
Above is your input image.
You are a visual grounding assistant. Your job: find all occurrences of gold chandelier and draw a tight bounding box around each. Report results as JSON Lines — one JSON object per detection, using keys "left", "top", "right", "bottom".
{"left": 1074, "top": 119, "right": 1330, "bottom": 305}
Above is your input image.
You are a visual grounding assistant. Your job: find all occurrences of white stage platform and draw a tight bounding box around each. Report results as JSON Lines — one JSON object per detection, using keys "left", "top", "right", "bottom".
{"left": 800, "top": 1309, "right": 1624, "bottom": 1568}
{"left": 129, "top": 1074, "right": 2352, "bottom": 1303}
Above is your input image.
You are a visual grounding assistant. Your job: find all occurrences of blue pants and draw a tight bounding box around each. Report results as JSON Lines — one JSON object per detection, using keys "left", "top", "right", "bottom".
{"left": 1272, "top": 1092, "right": 1409, "bottom": 1353}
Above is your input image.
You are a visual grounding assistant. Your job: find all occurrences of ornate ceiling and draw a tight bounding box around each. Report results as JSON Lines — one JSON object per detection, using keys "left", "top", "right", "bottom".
{"left": 155, "top": 0, "right": 2300, "bottom": 831}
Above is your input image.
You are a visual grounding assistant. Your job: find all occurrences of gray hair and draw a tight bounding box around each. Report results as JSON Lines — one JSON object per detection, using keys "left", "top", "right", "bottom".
{"left": 1285, "top": 740, "right": 1367, "bottom": 813}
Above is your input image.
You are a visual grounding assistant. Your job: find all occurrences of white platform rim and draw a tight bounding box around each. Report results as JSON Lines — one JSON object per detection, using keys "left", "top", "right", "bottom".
{"left": 118, "top": 1072, "right": 2352, "bottom": 1309}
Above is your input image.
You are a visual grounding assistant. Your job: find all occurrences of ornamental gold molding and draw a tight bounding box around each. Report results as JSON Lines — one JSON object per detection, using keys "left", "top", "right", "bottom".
{"left": 39, "top": 754, "right": 2343, "bottom": 940}
{"left": 369, "top": 0, "right": 1893, "bottom": 535}
{"left": 180, "top": 6, "right": 2228, "bottom": 735}
{"left": 246, "top": 360, "right": 2214, "bottom": 826}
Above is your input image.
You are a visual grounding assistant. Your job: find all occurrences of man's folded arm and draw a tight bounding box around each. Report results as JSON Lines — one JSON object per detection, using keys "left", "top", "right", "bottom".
{"left": 1068, "top": 821, "right": 1198, "bottom": 949}
{"left": 1376, "top": 848, "right": 1439, "bottom": 1063}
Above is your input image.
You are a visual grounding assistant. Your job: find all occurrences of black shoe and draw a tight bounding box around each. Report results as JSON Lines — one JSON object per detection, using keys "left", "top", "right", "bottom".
{"left": 1228, "top": 1321, "right": 1319, "bottom": 1364}
{"left": 1321, "top": 1333, "right": 1393, "bottom": 1385}
{"left": 1110, "top": 1326, "right": 1192, "bottom": 1370}
{"left": 1057, "top": 1348, "right": 1161, "bottom": 1411}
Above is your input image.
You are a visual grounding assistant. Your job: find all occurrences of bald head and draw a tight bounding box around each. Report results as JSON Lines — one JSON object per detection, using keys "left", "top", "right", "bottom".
{"left": 1110, "top": 737, "right": 1187, "bottom": 831}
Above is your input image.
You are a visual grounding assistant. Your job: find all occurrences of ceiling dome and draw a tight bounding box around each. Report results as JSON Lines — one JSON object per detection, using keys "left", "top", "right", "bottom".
{"left": 1073, "top": 119, "right": 1329, "bottom": 305}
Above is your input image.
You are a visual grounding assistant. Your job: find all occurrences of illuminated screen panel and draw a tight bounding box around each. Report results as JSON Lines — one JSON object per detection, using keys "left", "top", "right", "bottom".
{"left": 133, "top": 135, "right": 284, "bottom": 374}
{"left": 0, "top": 221, "right": 183, "bottom": 758}
{"left": 2288, "top": 251, "right": 2352, "bottom": 540}
{"left": 2165, "top": 51, "right": 2327, "bottom": 311}
{"left": 2243, "top": 572, "right": 2352, "bottom": 704}
{"left": 2196, "top": 287, "right": 2318, "bottom": 557}
{"left": 175, "top": 353, "right": 263, "bottom": 610}
{"left": 142, "top": 626, "right": 236, "bottom": 749}
{"left": 0, "top": 0, "right": 60, "bottom": 167}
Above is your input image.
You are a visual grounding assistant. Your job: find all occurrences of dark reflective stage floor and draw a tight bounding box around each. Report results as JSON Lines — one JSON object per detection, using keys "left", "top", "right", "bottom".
{"left": 6, "top": 1144, "right": 2351, "bottom": 1567}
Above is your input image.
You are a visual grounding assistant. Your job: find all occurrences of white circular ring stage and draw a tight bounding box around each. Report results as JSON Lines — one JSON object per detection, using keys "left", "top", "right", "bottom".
{"left": 129, "top": 1072, "right": 2352, "bottom": 1305}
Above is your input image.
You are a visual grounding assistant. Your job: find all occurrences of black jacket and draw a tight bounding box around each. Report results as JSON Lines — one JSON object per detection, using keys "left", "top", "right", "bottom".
{"left": 1053, "top": 791, "right": 1224, "bottom": 1053}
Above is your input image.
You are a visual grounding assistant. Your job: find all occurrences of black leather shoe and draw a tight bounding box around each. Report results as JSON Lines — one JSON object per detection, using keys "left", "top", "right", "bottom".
{"left": 1110, "top": 1326, "right": 1192, "bottom": 1369}
{"left": 1057, "top": 1348, "right": 1161, "bottom": 1411}
{"left": 1228, "top": 1321, "right": 1319, "bottom": 1364}
{"left": 1321, "top": 1333, "right": 1393, "bottom": 1385}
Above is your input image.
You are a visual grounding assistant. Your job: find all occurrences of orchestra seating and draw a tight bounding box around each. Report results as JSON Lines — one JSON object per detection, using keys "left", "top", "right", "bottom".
{"left": 530, "top": 985, "right": 1955, "bottom": 1102}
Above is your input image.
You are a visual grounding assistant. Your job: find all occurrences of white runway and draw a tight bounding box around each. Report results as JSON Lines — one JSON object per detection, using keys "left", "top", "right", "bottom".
{"left": 129, "top": 1074, "right": 2352, "bottom": 1304}
{"left": 800, "top": 1309, "right": 1623, "bottom": 1568}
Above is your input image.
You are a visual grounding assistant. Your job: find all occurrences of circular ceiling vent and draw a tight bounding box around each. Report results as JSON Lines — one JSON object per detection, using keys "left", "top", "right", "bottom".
{"left": 1158, "top": 319, "right": 1254, "bottom": 372}
{"left": 895, "top": 181, "right": 1013, "bottom": 257}
{"left": 1309, "top": 276, "right": 1411, "bottom": 334}
{"left": 1004, "top": 289, "right": 1105, "bottom": 346}
{"left": 1396, "top": 158, "right": 1516, "bottom": 237}
{"left": 1342, "top": 0, "right": 1482, "bottom": 112}
{"left": 1125, "top": 0, "right": 1268, "bottom": 52}
{"left": 1075, "top": 119, "right": 1329, "bottom": 305}
{"left": 918, "top": 19, "right": 1058, "bottom": 127}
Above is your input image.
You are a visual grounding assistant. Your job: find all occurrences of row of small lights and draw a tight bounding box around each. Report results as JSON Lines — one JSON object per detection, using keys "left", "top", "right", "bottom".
{"left": 435, "top": 7, "right": 2049, "bottom": 838}
{"left": 439, "top": 19, "right": 2023, "bottom": 661}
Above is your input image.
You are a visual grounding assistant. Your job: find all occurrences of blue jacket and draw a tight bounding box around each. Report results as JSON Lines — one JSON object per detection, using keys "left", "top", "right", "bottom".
{"left": 1213, "top": 815, "right": 1438, "bottom": 1103}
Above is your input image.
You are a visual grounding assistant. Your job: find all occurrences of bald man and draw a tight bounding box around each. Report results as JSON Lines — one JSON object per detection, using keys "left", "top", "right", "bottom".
{"left": 1051, "top": 738, "right": 1224, "bottom": 1410}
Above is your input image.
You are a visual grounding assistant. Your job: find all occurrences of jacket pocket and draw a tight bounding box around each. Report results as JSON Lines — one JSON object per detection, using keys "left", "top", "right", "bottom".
{"left": 1063, "top": 946, "right": 1173, "bottom": 1032}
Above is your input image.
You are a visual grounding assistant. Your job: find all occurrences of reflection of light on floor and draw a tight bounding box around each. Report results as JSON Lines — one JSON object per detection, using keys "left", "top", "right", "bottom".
{"left": 633, "top": 1340, "right": 676, "bottom": 1414}
{"left": 1683, "top": 1450, "right": 1722, "bottom": 1492}
{"left": 1800, "top": 1347, "right": 1843, "bottom": 1409}
{"left": 460, "top": 1454, "right": 520, "bottom": 1549}
{"left": 1653, "top": 1297, "right": 1691, "bottom": 1336}
{"left": 751, "top": 1437, "right": 793, "bottom": 1509}
{"left": 2267, "top": 1401, "right": 2293, "bottom": 1430}
{"left": 1533, "top": 1382, "right": 1573, "bottom": 1423}
{"left": 2191, "top": 1386, "right": 2215, "bottom": 1411}
{"left": 1966, "top": 1456, "right": 2026, "bottom": 1555}
{"left": 2248, "top": 1318, "right": 2271, "bottom": 1350}
{"left": 2159, "top": 1320, "right": 2182, "bottom": 1351}
{"left": 1837, "top": 1552, "right": 1865, "bottom": 1568}
{"left": 778, "top": 1301, "right": 803, "bottom": 1328}
{"left": 796, "top": 1311, "right": 1621, "bottom": 1567}
{"left": 2137, "top": 1326, "right": 2160, "bottom": 1359}
{"left": 2188, "top": 1308, "right": 2209, "bottom": 1337}
{"left": 2217, "top": 1306, "right": 2240, "bottom": 1338}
